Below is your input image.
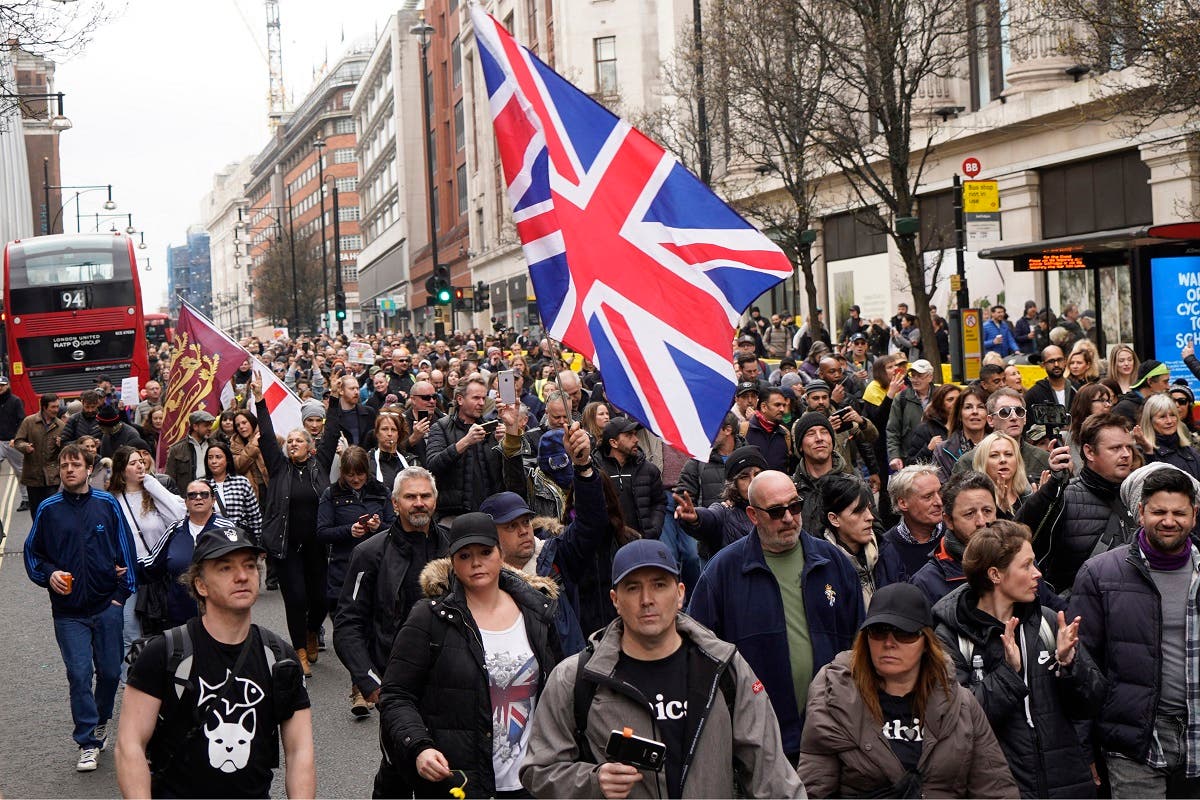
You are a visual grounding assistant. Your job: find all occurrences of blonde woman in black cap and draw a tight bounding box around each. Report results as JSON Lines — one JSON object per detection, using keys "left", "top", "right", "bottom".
{"left": 376, "top": 512, "right": 562, "bottom": 798}
{"left": 799, "top": 582, "right": 1018, "bottom": 798}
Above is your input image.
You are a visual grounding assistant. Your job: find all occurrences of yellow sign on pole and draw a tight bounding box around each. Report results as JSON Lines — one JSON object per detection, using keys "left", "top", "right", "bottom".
{"left": 950, "top": 274, "right": 962, "bottom": 292}
{"left": 960, "top": 308, "right": 983, "bottom": 381}
{"left": 963, "top": 180, "right": 1000, "bottom": 213}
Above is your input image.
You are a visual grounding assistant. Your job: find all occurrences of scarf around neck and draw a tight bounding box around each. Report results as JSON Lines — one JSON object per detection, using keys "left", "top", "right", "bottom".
{"left": 1138, "top": 527, "right": 1194, "bottom": 572}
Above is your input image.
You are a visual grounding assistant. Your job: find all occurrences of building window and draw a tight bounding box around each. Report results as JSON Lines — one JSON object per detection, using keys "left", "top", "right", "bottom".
{"left": 335, "top": 177, "right": 358, "bottom": 193}
{"left": 454, "top": 100, "right": 465, "bottom": 151}
{"left": 526, "top": 0, "right": 539, "bottom": 53}
{"left": 342, "top": 265, "right": 359, "bottom": 282}
{"left": 452, "top": 36, "right": 462, "bottom": 88}
{"left": 341, "top": 90, "right": 353, "bottom": 107}
{"left": 338, "top": 205, "right": 360, "bottom": 221}
{"left": 339, "top": 234, "right": 362, "bottom": 251}
{"left": 335, "top": 118, "right": 356, "bottom": 134}
{"left": 968, "top": 0, "right": 1008, "bottom": 110}
{"left": 1039, "top": 149, "right": 1152, "bottom": 238}
{"left": 427, "top": 129, "right": 437, "bottom": 174}
{"left": 593, "top": 36, "right": 617, "bottom": 96}
{"left": 457, "top": 164, "right": 468, "bottom": 215}
{"left": 432, "top": 186, "right": 440, "bottom": 232}
{"left": 822, "top": 209, "right": 887, "bottom": 262}
{"left": 333, "top": 148, "right": 356, "bottom": 164}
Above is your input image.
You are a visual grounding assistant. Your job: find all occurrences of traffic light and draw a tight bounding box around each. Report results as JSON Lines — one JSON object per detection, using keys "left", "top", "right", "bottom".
{"left": 434, "top": 265, "right": 452, "bottom": 305}
{"left": 335, "top": 291, "right": 347, "bottom": 321}
{"left": 453, "top": 286, "right": 466, "bottom": 311}
{"left": 475, "top": 280, "right": 490, "bottom": 312}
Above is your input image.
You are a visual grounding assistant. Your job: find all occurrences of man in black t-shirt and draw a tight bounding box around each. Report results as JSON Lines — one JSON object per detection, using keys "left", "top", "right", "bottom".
{"left": 116, "top": 527, "right": 314, "bottom": 798}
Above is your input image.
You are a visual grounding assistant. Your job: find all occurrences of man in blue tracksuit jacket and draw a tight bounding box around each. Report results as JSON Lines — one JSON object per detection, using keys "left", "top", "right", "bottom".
{"left": 689, "top": 470, "right": 863, "bottom": 760}
{"left": 24, "top": 443, "right": 137, "bottom": 772}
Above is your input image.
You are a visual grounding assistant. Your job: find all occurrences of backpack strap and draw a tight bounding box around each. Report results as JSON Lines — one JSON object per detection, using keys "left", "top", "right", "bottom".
{"left": 165, "top": 623, "right": 193, "bottom": 702}
{"left": 572, "top": 643, "right": 598, "bottom": 762}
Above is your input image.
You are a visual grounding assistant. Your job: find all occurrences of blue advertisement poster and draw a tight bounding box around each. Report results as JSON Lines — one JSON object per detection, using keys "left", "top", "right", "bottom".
{"left": 1151, "top": 254, "right": 1200, "bottom": 395}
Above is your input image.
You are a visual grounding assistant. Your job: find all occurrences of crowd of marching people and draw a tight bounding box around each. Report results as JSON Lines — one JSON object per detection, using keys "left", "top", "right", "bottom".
{"left": 16, "top": 300, "right": 1200, "bottom": 798}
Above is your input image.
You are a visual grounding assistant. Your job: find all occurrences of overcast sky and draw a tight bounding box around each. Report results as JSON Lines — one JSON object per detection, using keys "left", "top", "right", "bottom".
{"left": 54, "top": 0, "right": 403, "bottom": 310}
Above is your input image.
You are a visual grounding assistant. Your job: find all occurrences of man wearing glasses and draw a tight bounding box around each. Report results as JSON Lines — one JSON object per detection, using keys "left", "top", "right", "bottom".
{"left": 1025, "top": 345, "right": 1076, "bottom": 410}
{"left": 951, "top": 388, "right": 1052, "bottom": 484}
{"left": 404, "top": 379, "right": 443, "bottom": 464}
{"left": 386, "top": 349, "right": 415, "bottom": 400}
{"left": 689, "top": 469, "right": 863, "bottom": 764}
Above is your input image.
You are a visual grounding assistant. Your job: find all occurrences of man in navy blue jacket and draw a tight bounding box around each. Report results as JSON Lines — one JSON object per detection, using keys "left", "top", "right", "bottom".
{"left": 24, "top": 442, "right": 137, "bottom": 772}
{"left": 689, "top": 469, "right": 863, "bottom": 761}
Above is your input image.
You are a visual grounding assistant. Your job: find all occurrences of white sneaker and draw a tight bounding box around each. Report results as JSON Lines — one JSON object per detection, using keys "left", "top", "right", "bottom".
{"left": 76, "top": 746, "right": 99, "bottom": 772}
{"left": 93, "top": 723, "right": 109, "bottom": 751}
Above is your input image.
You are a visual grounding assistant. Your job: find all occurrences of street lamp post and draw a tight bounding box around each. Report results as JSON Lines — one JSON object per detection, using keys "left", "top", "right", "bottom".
{"left": 91, "top": 212, "right": 136, "bottom": 234}
{"left": 0, "top": 91, "right": 72, "bottom": 131}
{"left": 282, "top": 180, "right": 301, "bottom": 333}
{"left": 42, "top": 157, "right": 115, "bottom": 235}
{"left": 314, "top": 137, "right": 330, "bottom": 332}
{"left": 330, "top": 182, "right": 344, "bottom": 335}
{"left": 411, "top": 16, "right": 441, "bottom": 336}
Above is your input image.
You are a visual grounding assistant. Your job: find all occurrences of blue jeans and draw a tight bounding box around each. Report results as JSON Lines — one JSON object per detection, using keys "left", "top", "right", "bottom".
{"left": 661, "top": 492, "right": 702, "bottom": 601}
{"left": 52, "top": 602, "right": 124, "bottom": 747}
{"left": 121, "top": 591, "right": 141, "bottom": 683}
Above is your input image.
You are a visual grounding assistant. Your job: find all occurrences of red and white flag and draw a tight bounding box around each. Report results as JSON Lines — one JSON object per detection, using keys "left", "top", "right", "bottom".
{"left": 221, "top": 357, "right": 302, "bottom": 436}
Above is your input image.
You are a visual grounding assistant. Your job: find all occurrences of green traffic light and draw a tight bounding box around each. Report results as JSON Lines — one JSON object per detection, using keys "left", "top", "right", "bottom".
{"left": 437, "top": 288, "right": 452, "bottom": 304}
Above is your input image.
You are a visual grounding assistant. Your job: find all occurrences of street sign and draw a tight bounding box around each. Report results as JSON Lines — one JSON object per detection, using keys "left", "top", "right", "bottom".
{"left": 961, "top": 308, "right": 983, "bottom": 380}
{"left": 950, "top": 274, "right": 961, "bottom": 292}
{"left": 962, "top": 157, "right": 982, "bottom": 177}
{"left": 964, "top": 179, "right": 1001, "bottom": 248}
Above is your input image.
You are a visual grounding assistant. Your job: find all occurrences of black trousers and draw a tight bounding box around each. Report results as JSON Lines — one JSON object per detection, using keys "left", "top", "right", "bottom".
{"left": 276, "top": 540, "right": 327, "bottom": 650}
{"left": 27, "top": 484, "right": 58, "bottom": 517}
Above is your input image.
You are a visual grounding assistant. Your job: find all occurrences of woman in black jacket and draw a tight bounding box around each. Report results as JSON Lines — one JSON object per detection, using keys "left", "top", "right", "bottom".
{"left": 933, "top": 520, "right": 1104, "bottom": 798}
{"left": 251, "top": 376, "right": 338, "bottom": 676}
{"left": 904, "top": 383, "right": 961, "bottom": 465}
{"left": 317, "top": 444, "right": 396, "bottom": 717}
{"left": 377, "top": 513, "right": 561, "bottom": 799}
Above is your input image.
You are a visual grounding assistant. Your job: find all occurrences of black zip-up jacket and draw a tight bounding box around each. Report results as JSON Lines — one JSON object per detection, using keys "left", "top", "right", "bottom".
{"left": 1024, "top": 378, "right": 1076, "bottom": 413}
{"left": 1069, "top": 542, "right": 1181, "bottom": 764}
{"left": 1017, "top": 467, "right": 1136, "bottom": 594}
{"left": 378, "top": 562, "right": 561, "bottom": 798}
{"left": 597, "top": 450, "right": 665, "bottom": 538}
{"left": 677, "top": 438, "right": 745, "bottom": 510}
{"left": 333, "top": 521, "right": 450, "bottom": 697}
{"left": 934, "top": 586, "right": 1104, "bottom": 798}
{"left": 424, "top": 413, "right": 526, "bottom": 517}
{"left": 315, "top": 476, "right": 396, "bottom": 603}
{"left": 256, "top": 398, "right": 337, "bottom": 558}
{"left": 0, "top": 390, "right": 25, "bottom": 440}
{"left": 1145, "top": 436, "right": 1200, "bottom": 482}
{"left": 61, "top": 411, "right": 100, "bottom": 444}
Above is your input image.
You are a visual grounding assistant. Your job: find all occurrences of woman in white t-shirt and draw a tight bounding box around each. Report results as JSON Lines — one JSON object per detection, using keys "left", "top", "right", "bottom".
{"left": 376, "top": 512, "right": 562, "bottom": 798}
{"left": 109, "top": 446, "right": 186, "bottom": 665}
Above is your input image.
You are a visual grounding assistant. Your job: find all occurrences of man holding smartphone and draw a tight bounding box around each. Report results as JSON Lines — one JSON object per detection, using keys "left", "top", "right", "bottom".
{"left": 521, "top": 539, "right": 804, "bottom": 798}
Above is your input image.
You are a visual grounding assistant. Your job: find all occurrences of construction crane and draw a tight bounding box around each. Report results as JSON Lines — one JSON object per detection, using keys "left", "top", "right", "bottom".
{"left": 265, "top": 0, "right": 287, "bottom": 129}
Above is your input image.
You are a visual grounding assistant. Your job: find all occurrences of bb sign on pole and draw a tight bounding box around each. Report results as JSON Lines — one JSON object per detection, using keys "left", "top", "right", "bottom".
{"left": 962, "top": 157, "right": 982, "bottom": 178}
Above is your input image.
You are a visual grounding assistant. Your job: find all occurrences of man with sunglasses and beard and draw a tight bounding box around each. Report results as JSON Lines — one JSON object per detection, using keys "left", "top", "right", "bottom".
{"left": 689, "top": 469, "right": 863, "bottom": 764}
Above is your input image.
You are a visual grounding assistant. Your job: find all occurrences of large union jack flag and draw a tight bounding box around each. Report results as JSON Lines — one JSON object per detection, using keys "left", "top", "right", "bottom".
{"left": 471, "top": 7, "right": 793, "bottom": 458}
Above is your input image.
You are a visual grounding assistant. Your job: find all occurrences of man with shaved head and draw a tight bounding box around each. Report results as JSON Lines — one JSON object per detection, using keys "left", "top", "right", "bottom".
{"left": 689, "top": 470, "right": 863, "bottom": 761}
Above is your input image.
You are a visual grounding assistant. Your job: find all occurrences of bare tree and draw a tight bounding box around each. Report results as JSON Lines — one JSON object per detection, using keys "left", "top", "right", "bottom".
{"left": 799, "top": 0, "right": 968, "bottom": 365}
{"left": 0, "top": 2, "right": 115, "bottom": 101}
{"left": 250, "top": 230, "right": 324, "bottom": 333}
{"left": 1049, "top": 0, "right": 1200, "bottom": 130}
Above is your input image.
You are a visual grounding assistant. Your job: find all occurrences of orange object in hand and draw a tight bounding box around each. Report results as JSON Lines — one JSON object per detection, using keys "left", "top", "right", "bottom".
{"left": 622, "top": 727, "right": 633, "bottom": 738}
{"left": 62, "top": 573, "right": 73, "bottom": 593}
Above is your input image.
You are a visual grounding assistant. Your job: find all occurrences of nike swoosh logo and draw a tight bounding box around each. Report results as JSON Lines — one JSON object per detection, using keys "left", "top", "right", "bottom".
{"left": 1038, "top": 651, "right": 1051, "bottom": 665}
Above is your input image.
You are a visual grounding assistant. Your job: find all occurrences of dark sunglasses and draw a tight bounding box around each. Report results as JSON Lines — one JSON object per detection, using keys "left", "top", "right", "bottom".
{"left": 412, "top": 394, "right": 437, "bottom": 401}
{"left": 753, "top": 499, "right": 803, "bottom": 520}
{"left": 993, "top": 406, "right": 1026, "bottom": 419}
{"left": 1175, "top": 397, "right": 1192, "bottom": 407}
{"left": 186, "top": 491, "right": 212, "bottom": 500}
{"left": 866, "top": 625, "right": 922, "bottom": 644}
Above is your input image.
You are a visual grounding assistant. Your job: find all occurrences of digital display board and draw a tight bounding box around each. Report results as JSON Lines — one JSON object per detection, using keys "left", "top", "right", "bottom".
{"left": 1151, "top": 254, "right": 1200, "bottom": 396}
{"left": 1013, "top": 249, "right": 1127, "bottom": 272}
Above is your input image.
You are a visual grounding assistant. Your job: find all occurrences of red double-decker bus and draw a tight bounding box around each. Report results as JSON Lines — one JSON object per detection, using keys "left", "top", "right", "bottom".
{"left": 144, "top": 312, "right": 173, "bottom": 347}
{"left": 2, "top": 233, "right": 150, "bottom": 410}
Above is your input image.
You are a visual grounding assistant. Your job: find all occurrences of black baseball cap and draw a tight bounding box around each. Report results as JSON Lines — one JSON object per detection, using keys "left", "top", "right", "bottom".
{"left": 859, "top": 583, "right": 932, "bottom": 634}
{"left": 479, "top": 491, "right": 534, "bottom": 524}
{"left": 735, "top": 381, "right": 760, "bottom": 397}
{"left": 602, "top": 417, "right": 640, "bottom": 443}
{"left": 611, "top": 539, "right": 680, "bottom": 586}
{"left": 191, "top": 526, "right": 265, "bottom": 565}
{"left": 449, "top": 512, "right": 500, "bottom": 554}
{"left": 849, "top": 332, "right": 867, "bottom": 343}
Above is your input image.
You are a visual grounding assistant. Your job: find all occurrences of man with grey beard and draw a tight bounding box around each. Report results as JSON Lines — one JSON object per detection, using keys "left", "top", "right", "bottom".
{"left": 334, "top": 467, "right": 448, "bottom": 720}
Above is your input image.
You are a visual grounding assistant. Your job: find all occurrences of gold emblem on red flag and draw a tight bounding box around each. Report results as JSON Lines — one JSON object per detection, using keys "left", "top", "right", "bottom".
{"left": 161, "top": 331, "right": 223, "bottom": 447}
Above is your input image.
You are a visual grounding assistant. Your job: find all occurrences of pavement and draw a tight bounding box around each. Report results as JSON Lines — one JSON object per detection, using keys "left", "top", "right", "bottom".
{"left": 0, "top": 467, "right": 381, "bottom": 798}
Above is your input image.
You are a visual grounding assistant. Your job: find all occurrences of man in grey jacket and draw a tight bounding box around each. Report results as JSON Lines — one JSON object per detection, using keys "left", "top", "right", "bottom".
{"left": 520, "top": 539, "right": 804, "bottom": 799}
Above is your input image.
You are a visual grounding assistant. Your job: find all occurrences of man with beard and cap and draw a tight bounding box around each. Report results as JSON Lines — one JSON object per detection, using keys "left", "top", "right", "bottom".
{"left": 480, "top": 424, "right": 607, "bottom": 656}
{"left": 165, "top": 410, "right": 217, "bottom": 496}
{"left": 597, "top": 417, "right": 665, "bottom": 539}
{"left": 674, "top": 445, "right": 765, "bottom": 559}
{"left": 1113, "top": 359, "right": 1171, "bottom": 424}
{"left": 1024, "top": 345, "right": 1076, "bottom": 410}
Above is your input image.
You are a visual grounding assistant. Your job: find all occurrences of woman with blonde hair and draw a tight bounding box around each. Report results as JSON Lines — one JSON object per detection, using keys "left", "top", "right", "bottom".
{"left": 799, "top": 582, "right": 1018, "bottom": 798}
{"left": 1107, "top": 344, "right": 1139, "bottom": 394}
{"left": 1067, "top": 340, "right": 1101, "bottom": 387}
{"left": 972, "top": 432, "right": 1031, "bottom": 517}
{"left": 1141, "top": 392, "right": 1200, "bottom": 481}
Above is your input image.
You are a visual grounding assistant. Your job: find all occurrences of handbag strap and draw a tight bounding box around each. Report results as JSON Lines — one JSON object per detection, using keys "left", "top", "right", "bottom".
{"left": 121, "top": 492, "right": 154, "bottom": 553}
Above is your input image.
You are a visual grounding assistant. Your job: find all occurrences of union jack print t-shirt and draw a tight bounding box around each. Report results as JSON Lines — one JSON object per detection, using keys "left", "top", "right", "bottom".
{"left": 481, "top": 616, "right": 540, "bottom": 791}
